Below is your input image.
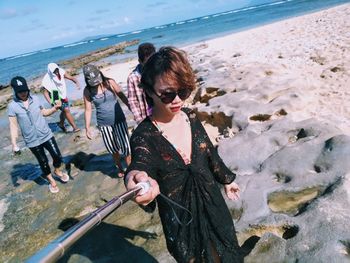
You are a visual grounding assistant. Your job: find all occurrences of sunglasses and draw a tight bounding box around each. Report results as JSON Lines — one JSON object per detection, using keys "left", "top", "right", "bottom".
{"left": 154, "top": 88, "right": 191, "bottom": 104}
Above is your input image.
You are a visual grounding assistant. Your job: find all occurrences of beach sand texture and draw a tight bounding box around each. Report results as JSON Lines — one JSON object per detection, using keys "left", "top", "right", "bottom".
{"left": 1, "top": 3, "right": 350, "bottom": 262}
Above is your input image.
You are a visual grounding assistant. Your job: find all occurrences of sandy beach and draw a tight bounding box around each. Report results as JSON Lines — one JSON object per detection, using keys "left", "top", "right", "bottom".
{"left": 100, "top": 3, "right": 350, "bottom": 141}
{"left": 1, "top": 3, "right": 350, "bottom": 262}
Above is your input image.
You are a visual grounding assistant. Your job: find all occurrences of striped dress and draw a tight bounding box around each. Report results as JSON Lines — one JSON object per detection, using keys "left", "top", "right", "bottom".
{"left": 90, "top": 86, "right": 130, "bottom": 156}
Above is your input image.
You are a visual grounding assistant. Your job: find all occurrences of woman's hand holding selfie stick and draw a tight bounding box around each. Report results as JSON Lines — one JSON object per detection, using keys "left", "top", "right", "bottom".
{"left": 125, "top": 170, "right": 160, "bottom": 206}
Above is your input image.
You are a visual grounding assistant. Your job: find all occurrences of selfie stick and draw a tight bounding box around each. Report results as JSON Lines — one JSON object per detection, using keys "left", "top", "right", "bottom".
{"left": 26, "top": 182, "right": 150, "bottom": 263}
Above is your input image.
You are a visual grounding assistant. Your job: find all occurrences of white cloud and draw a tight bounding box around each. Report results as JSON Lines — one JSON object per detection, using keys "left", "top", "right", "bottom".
{"left": 99, "top": 20, "right": 122, "bottom": 29}
{"left": 0, "top": 8, "right": 18, "bottom": 19}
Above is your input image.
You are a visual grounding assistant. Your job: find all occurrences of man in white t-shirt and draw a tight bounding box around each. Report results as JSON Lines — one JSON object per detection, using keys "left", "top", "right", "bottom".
{"left": 41, "top": 63, "right": 80, "bottom": 132}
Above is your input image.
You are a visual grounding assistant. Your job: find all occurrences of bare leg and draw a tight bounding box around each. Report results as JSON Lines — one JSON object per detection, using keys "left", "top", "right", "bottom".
{"left": 112, "top": 152, "right": 124, "bottom": 177}
{"left": 53, "top": 166, "right": 69, "bottom": 182}
{"left": 125, "top": 154, "right": 131, "bottom": 166}
{"left": 46, "top": 173, "right": 57, "bottom": 188}
{"left": 188, "top": 242, "right": 220, "bottom": 263}
{"left": 210, "top": 242, "right": 221, "bottom": 263}
{"left": 63, "top": 108, "right": 79, "bottom": 131}
{"left": 54, "top": 166, "right": 63, "bottom": 177}
{"left": 59, "top": 111, "right": 65, "bottom": 127}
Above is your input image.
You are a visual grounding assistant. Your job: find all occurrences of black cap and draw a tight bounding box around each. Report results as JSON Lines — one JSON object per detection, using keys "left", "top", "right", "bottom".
{"left": 11, "top": 76, "right": 30, "bottom": 93}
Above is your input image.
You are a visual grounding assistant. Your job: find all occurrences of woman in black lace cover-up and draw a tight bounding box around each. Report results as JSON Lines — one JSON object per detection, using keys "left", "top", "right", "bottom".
{"left": 125, "top": 46, "right": 242, "bottom": 263}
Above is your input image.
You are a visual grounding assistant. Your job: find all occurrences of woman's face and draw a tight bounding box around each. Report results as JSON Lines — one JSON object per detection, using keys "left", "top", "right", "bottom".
{"left": 16, "top": 91, "right": 29, "bottom": 101}
{"left": 151, "top": 76, "right": 184, "bottom": 116}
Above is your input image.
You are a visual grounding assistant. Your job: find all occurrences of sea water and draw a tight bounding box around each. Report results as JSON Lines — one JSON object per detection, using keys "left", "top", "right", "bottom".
{"left": 0, "top": 0, "right": 349, "bottom": 86}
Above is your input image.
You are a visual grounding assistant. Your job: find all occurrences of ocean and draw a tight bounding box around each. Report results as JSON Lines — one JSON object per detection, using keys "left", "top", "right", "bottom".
{"left": 0, "top": 0, "right": 349, "bottom": 86}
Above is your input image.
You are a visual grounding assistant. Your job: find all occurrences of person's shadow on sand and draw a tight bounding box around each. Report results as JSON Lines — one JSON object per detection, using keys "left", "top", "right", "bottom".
{"left": 10, "top": 163, "right": 48, "bottom": 187}
{"left": 64, "top": 151, "right": 122, "bottom": 178}
{"left": 57, "top": 218, "right": 158, "bottom": 263}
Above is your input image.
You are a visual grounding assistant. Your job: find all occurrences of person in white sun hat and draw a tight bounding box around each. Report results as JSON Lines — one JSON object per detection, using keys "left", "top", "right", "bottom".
{"left": 41, "top": 62, "right": 81, "bottom": 133}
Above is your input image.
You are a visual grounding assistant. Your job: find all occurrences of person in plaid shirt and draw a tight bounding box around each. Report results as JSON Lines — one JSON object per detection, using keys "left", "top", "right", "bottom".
{"left": 127, "top": 43, "right": 156, "bottom": 124}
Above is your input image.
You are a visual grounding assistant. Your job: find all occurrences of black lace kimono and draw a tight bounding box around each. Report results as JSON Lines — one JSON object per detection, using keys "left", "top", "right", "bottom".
{"left": 127, "top": 108, "right": 242, "bottom": 263}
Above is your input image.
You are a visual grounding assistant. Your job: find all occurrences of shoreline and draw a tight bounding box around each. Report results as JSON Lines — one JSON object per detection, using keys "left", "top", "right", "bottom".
{"left": 0, "top": 2, "right": 348, "bottom": 108}
{"left": 1, "top": 3, "right": 350, "bottom": 262}
{"left": 1, "top": 3, "right": 349, "bottom": 134}
{"left": 1, "top": 1, "right": 348, "bottom": 88}
{"left": 1, "top": 3, "right": 349, "bottom": 131}
{"left": 106, "top": 2, "right": 350, "bottom": 133}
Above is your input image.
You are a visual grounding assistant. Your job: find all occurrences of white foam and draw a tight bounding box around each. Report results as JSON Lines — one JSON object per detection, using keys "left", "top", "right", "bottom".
{"left": 155, "top": 25, "right": 167, "bottom": 29}
{"left": 267, "top": 1, "right": 288, "bottom": 7}
{"left": 6, "top": 51, "right": 38, "bottom": 60}
{"left": 63, "top": 41, "right": 88, "bottom": 48}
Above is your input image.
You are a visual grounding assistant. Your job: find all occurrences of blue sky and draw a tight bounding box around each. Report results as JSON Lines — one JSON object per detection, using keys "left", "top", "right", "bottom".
{"left": 0, "top": 0, "right": 272, "bottom": 58}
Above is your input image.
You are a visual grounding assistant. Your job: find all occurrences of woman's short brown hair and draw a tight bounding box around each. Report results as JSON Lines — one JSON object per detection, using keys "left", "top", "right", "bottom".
{"left": 140, "top": 46, "right": 196, "bottom": 103}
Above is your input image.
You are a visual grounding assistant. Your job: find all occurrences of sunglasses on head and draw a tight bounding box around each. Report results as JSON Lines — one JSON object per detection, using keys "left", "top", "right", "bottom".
{"left": 154, "top": 88, "right": 191, "bottom": 104}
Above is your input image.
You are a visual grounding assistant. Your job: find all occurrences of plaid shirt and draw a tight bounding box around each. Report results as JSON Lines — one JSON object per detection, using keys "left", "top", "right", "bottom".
{"left": 127, "top": 65, "right": 150, "bottom": 124}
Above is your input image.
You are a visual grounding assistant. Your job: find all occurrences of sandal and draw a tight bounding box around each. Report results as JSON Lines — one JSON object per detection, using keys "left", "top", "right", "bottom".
{"left": 49, "top": 184, "right": 59, "bottom": 193}
{"left": 54, "top": 171, "right": 70, "bottom": 182}
{"left": 117, "top": 168, "right": 127, "bottom": 178}
{"left": 73, "top": 128, "right": 81, "bottom": 133}
{"left": 58, "top": 123, "right": 67, "bottom": 133}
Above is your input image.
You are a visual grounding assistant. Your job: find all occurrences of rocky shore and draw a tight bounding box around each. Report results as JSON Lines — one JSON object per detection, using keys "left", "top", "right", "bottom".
{"left": 1, "top": 3, "right": 350, "bottom": 263}
{"left": 0, "top": 40, "right": 139, "bottom": 111}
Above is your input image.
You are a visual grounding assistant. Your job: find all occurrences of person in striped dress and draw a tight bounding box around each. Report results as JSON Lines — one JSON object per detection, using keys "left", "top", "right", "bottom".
{"left": 83, "top": 65, "right": 131, "bottom": 177}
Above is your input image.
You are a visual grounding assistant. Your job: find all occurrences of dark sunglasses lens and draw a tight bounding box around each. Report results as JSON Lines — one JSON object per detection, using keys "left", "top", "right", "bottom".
{"left": 158, "top": 89, "right": 191, "bottom": 104}
{"left": 178, "top": 89, "right": 191, "bottom": 100}
{"left": 161, "top": 92, "right": 177, "bottom": 104}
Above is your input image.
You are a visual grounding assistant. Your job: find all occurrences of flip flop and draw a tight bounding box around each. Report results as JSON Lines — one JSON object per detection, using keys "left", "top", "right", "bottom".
{"left": 60, "top": 173, "right": 70, "bottom": 182}
{"left": 58, "top": 123, "right": 67, "bottom": 133}
{"left": 49, "top": 184, "right": 59, "bottom": 193}
{"left": 73, "top": 128, "right": 81, "bottom": 133}
{"left": 117, "top": 168, "right": 127, "bottom": 178}
{"left": 54, "top": 171, "right": 70, "bottom": 182}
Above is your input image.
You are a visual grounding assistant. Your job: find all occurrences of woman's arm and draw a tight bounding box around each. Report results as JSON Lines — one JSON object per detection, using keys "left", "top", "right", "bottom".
{"left": 64, "top": 72, "right": 80, "bottom": 90}
{"left": 9, "top": 116, "right": 20, "bottom": 152}
{"left": 42, "top": 88, "right": 51, "bottom": 104}
{"left": 194, "top": 116, "right": 241, "bottom": 200}
{"left": 41, "top": 100, "right": 62, "bottom": 116}
{"left": 125, "top": 130, "right": 160, "bottom": 205}
{"left": 192, "top": 112, "right": 237, "bottom": 184}
{"left": 83, "top": 88, "right": 93, "bottom": 139}
{"left": 109, "top": 79, "right": 130, "bottom": 110}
